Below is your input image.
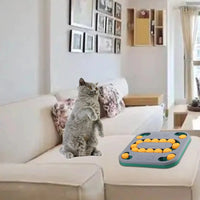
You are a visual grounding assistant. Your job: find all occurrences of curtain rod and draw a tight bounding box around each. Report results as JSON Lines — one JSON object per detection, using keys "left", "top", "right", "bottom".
{"left": 174, "top": 1, "right": 200, "bottom": 9}
{"left": 174, "top": 5, "right": 200, "bottom": 10}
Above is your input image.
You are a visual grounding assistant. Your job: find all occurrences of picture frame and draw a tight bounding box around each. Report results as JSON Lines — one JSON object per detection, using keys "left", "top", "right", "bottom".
{"left": 115, "top": 38, "right": 121, "bottom": 54}
{"left": 114, "top": 20, "right": 121, "bottom": 36}
{"left": 97, "top": 35, "right": 114, "bottom": 53}
{"left": 69, "top": 30, "right": 84, "bottom": 53}
{"left": 114, "top": 2, "right": 122, "bottom": 19}
{"left": 84, "top": 33, "right": 95, "bottom": 53}
{"left": 106, "top": 17, "right": 114, "bottom": 35}
{"left": 69, "top": 0, "right": 95, "bottom": 29}
{"left": 96, "top": 13, "right": 106, "bottom": 33}
{"left": 97, "top": 0, "right": 114, "bottom": 16}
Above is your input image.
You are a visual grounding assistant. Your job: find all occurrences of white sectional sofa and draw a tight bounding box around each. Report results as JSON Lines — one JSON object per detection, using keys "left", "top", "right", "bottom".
{"left": 1, "top": 78, "right": 200, "bottom": 200}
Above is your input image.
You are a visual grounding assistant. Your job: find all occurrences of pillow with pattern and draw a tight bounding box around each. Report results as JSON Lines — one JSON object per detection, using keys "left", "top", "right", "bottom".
{"left": 99, "top": 84, "right": 125, "bottom": 118}
{"left": 51, "top": 98, "right": 75, "bottom": 136}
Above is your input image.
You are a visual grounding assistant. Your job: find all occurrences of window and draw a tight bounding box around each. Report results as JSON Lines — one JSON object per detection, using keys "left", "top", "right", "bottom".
{"left": 193, "top": 15, "right": 200, "bottom": 98}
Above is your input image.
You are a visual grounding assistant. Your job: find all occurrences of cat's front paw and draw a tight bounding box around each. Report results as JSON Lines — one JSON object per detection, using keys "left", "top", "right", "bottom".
{"left": 92, "top": 150, "right": 102, "bottom": 156}
{"left": 99, "top": 131, "right": 104, "bottom": 137}
{"left": 90, "top": 112, "right": 98, "bottom": 121}
{"left": 65, "top": 152, "right": 74, "bottom": 159}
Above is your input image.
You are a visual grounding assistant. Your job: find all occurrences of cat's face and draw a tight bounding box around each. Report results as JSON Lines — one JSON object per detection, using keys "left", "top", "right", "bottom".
{"left": 79, "top": 78, "right": 99, "bottom": 97}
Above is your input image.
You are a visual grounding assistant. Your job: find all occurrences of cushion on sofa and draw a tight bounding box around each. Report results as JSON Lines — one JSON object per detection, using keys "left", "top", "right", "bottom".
{"left": 0, "top": 95, "right": 60, "bottom": 163}
{"left": 51, "top": 98, "right": 75, "bottom": 136}
{"left": 0, "top": 163, "right": 104, "bottom": 200}
{"left": 29, "top": 135, "right": 200, "bottom": 200}
{"left": 99, "top": 84, "right": 125, "bottom": 118}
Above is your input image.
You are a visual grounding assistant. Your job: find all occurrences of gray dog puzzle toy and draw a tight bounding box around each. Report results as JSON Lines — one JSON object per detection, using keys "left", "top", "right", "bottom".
{"left": 119, "top": 131, "right": 191, "bottom": 168}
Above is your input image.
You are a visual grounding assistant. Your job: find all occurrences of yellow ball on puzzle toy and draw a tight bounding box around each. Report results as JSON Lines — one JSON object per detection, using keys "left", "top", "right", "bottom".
{"left": 168, "top": 139, "right": 176, "bottom": 144}
{"left": 151, "top": 138, "right": 159, "bottom": 143}
{"left": 138, "top": 148, "right": 146, "bottom": 153}
{"left": 131, "top": 144, "right": 137, "bottom": 149}
{"left": 159, "top": 138, "right": 167, "bottom": 143}
{"left": 121, "top": 153, "right": 129, "bottom": 159}
{"left": 154, "top": 148, "right": 163, "bottom": 153}
{"left": 163, "top": 148, "right": 172, "bottom": 153}
{"left": 132, "top": 148, "right": 139, "bottom": 152}
{"left": 146, "top": 148, "right": 154, "bottom": 153}
{"left": 136, "top": 140, "right": 143, "bottom": 144}
{"left": 167, "top": 154, "right": 176, "bottom": 160}
{"left": 144, "top": 138, "right": 151, "bottom": 143}
{"left": 172, "top": 143, "right": 180, "bottom": 149}
{"left": 136, "top": 135, "right": 143, "bottom": 139}
{"left": 179, "top": 134, "right": 187, "bottom": 139}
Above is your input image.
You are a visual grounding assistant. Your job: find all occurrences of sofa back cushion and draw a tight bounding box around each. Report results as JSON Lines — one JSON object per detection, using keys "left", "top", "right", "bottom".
{"left": 0, "top": 95, "right": 60, "bottom": 163}
{"left": 102, "top": 78, "right": 129, "bottom": 97}
{"left": 55, "top": 89, "right": 78, "bottom": 101}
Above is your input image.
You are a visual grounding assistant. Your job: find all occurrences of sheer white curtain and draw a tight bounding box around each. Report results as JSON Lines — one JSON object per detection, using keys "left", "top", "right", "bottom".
{"left": 180, "top": 7, "right": 199, "bottom": 103}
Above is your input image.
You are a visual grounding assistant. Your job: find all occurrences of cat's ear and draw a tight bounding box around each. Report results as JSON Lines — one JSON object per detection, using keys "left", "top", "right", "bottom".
{"left": 79, "top": 78, "right": 86, "bottom": 86}
{"left": 95, "top": 82, "right": 98, "bottom": 86}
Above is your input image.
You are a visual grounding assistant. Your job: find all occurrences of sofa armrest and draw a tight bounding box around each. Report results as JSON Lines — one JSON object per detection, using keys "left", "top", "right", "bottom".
{"left": 123, "top": 94, "right": 164, "bottom": 106}
{"left": 0, "top": 163, "right": 104, "bottom": 200}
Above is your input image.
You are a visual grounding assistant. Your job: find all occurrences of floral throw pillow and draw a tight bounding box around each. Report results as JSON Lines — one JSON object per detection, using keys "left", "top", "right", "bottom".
{"left": 99, "top": 84, "right": 125, "bottom": 118}
{"left": 51, "top": 98, "right": 75, "bottom": 136}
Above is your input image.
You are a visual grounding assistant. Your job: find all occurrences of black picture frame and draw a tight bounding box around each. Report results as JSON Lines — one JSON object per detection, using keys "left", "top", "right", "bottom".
{"left": 69, "top": 30, "right": 84, "bottom": 53}
{"left": 106, "top": 17, "right": 114, "bottom": 35}
{"left": 96, "top": 35, "right": 114, "bottom": 53}
{"left": 96, "top": 13, "right": 106, "bottom": 33}
{"left": 115, "top": 38, "right": 121, "bottom": 54}
{"left": 114, "top": 20, "right": 121, "bottom": 36}
{"left": 69, "top": 0, "right": 95, "bottom": 29}
{"left": 96, "top": 0, "right": 114, "bottom": 16}
{"left": 84, "top": 33, "right": 95, "bottom": 53}
{"left": 114, "top": 2, "right": 122, "bottom": 19}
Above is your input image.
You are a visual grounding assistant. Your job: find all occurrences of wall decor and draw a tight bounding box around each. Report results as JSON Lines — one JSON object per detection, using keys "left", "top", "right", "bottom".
{"left": 84, "top": 33, "right": 95, "bottom": 53}
{"left": 69, "top": 30, "right": 84, "bottom": 53}
{"left": 106, "top": 17, "right": 114, "bottom": 35}
{"left": 96, "top": 13, "right": 106, "bottom": 33}
{"left": 115, "top": 20, "right": 121, "bottom": 36}
{"left": 115, "top": 38, "right": 121, "bottom": 54}
{"left": 97, "top": 0, "right": 113, "bottom": 16}
{"left": 97, "top": 35, "right": 114, "bottom": 53}
{"left": 114, "top": 2, "right": 122, "bottom": 19}
{"left": 69, "top": 0, "right": 95, "bottom": 29}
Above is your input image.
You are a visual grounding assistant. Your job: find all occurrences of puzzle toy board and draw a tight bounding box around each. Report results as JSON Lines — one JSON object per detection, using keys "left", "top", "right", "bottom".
{"left": 119, "top": 132, "right": 191, "bottom": 168}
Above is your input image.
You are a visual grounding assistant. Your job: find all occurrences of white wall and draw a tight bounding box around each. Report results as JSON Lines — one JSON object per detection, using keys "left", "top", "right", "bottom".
{"left": 0, "top": 0, "right": 127, "bottom": 105}
{"left": 122, "top": 0, "right": 169, "bottom": 106}
{"left": 50, "top": 0, "right": 127, "bottom": 92}
{"left": 0, "top": 0, "right": 49, "bottom": 105}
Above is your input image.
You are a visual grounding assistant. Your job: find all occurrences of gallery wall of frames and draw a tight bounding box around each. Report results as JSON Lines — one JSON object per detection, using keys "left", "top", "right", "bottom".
{"left": 69, "top": 0, "right": 122, "bottom": 54}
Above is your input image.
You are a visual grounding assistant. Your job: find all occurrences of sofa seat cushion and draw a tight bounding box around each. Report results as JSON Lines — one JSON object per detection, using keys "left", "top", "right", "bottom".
{"left": 0, "top": 163, "right": 104, "bottom": 200}
{"left": 102, "top": 106, "right": 163, "bottom": 135}
{"left": 29, "top": 135, "right": 200, "bottom": 200}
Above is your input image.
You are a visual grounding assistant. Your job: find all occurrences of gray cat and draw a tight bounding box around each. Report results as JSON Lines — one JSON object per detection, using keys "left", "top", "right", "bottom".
{"left": 62, "top": 78, "right": 104, "bottom": 159}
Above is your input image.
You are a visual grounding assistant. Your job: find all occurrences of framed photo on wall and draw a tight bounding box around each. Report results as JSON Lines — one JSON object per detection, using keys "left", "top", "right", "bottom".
{"left": 106, "top": 17, "right": 114, "bottom": 35}
{"left": 96, "top": 13, "right": 106, "bottom": 33}
{"left": 84, "top": 33, "right": 95, "bottom": 53}
{"left": 114, "top": 20, "right": 121, "bottom": 36}
{"left": 97, "top": 0, "right": 114, "bottom": 16}
{"left": 115, "top": 38, "right": 121, "bottom": 54}
{"left": 69, "top": 0, "right": 95, "bottom": 29}
{"left": 69, "top": 30, "right": 84, "bottom": 53}
{"left": 97, "top": 35, "right": 114, "bottom": 53}
{"left": 114, "top": 2, "right": 122, "bottom": 19}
